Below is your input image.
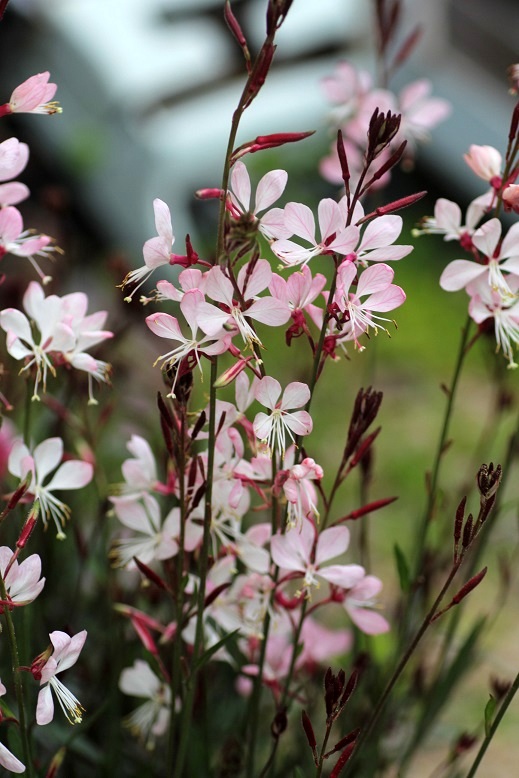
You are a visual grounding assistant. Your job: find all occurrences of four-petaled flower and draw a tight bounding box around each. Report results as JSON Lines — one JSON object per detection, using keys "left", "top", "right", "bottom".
{"left": 253, "top": 377, "right": 312, "bottom": 455}
{"left": 8, "top": 437, "right": 93, "bottom": 538}
{"left": 270, "top": 519, "right": 365, "bottom": 596}
{"left": 0, "top": 546, "right": 45, "bottom": 610}
{"left": 34, "top": 630, "right": 87, "bottom": 726}
{"left": 0, "top": 72, "right": 60, "bottom": 116}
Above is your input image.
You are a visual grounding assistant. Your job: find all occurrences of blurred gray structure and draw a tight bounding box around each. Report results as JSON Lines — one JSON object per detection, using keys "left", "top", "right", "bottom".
{"left": 4, "top": 0, "right": 518, "bottom": 254}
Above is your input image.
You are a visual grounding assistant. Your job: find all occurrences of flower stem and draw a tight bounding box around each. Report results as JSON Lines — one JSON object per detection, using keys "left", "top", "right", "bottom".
{"left": 0, "top": 575, "right": 34, "bottom": 777}
{"left": 173, "top": 359, "right": 218, "bottom": 778}
{"left": 411, "top": 313, "right": 472, "bottom": 583}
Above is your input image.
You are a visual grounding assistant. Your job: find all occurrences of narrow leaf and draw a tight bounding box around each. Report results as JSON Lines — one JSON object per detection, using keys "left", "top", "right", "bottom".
{"left": 484, "top": 695, "right": 496, "bottom": 737}
{"left": 394, "top": 543, "right": 410, "bottom": 592}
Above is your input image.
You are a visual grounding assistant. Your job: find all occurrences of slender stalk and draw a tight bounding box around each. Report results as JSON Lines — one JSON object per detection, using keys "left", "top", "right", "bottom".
{"left": 0, "top": 576, "right": 34, "bottom": 777}
{"left": 342, "top": 560, "right": 464, "bottom": 776}
{"left": 465, "top": 670, "right": 519, "bottom": 778}
{"left": 173, "top": 360, "right": 218, "bottom": 778}
{"left": 411, "top": 313, "right": 472, "bottom": 582}
{"left": 167, "top": 401, "right": 188, "bottom": 768}
{"left": 246, "top": 455, "right": 278, "bottom": 773}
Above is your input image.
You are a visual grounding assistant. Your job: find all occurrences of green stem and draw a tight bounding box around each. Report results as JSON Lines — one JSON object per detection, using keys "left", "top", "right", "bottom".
{"left": 342, "top": 559, "right": 463, "bottom": 776}
{"left": 246, "top": 455, "right": 278, "bottom": 773}
{"left": 173, "top": 360, "right": 218, "bottom": 778}
{"left": 167, "top": 401, "right": 188, "bottom": 769}
{"left": 465, "top": 670, "right": 519, "bottom": 778}
{"left": 412, "top": 313, "right": 472, "bottom": 582}
{"left": 0, "top": 576, "right": 34, "bottom": 777}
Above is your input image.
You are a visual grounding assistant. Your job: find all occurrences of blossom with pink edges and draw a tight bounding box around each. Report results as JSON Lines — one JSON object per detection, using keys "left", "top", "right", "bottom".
{"left": 440, "top": 218, "right": 519, "bottom": 299}
{"left": 0, "top": 546, "right": 45, "bottom": 609}
{"left": 252, "top": 376, "right": 312, "bottom": 455}
{"left": 270, "top": 519, "right": 365, "bottom": 596}
{"left": 271, "top": 199, "right": 359, "bottom": 267}
{"left": 0, "top": 72, "right": 59, "bottom": 116}
{"left": 228, "top": 161, "right": 291, "bottom": 239}
{"left": 35, "top": 630, "right": 87, "bottom": 725}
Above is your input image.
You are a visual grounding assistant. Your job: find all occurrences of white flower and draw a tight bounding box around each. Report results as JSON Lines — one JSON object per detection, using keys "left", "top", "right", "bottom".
{"left": 119, "top": 660, "right": 171, "bottom": 749}
{"left": 8, "top": 437, "right": 93, "bottom": 538}
{"left": 35, "top": 630, "right": 87, "bottom": 725}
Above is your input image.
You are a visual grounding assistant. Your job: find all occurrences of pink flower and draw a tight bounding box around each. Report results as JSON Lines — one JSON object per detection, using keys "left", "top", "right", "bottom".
{"left": 0, "top": 281, "right": 112, "bottom": 402}
{"left": 342, "top": 575, "right": 390, "bottom": 635}
{"left": 0, "top": 681, "right": 25, "bottom": 773}
{"left": 0, "top": 206, "right": 53, "bottom": 282}
{"left": 503, "top": 184, "right": 519, "bottom": 213}
{"left": 110, "top": 497, "right": 203, "bottom": 568}
{"left": 277, "top": 457, "right": 323, "bottom": 528}
{"left": 397, "top": 79, "right": 451, "bottom": 147}
{"left": 440, "top": 218, "right": 519, "bottom": 299}
{"left": 271, "top": 199, "right": 359, "bottom": 267}
{"left": 417, "top": 196, "right": 487, "bottom": 243}
{"left": 350, "top": 207, "right": 413, "bottom": 265}
{"left": 228, "top": 161, "right": 291, "bottom": 239}
{"left": 0, "top": 546, "right": 45, "bottom": 609}
{"left": 146, "top": 289, "right": 231, "bottom": 396}
{"left": 464, "top": 144, "right": 502, "bottom": 183}
{"left": 201, "top": 260, "right": 290, "bottom": 345}
{"left": 35, "top": 630, "right": 87, "bottom": 725}
{"left": 8, "top": 437, "right": 93, "bottom": 537}
{"left": 0, "top": 138, "right": 29, "bottom": 182}
{"left": 122, "top": 199, "right": 181, "bottom": 299}
{"left": 334, "top": 262, "right": 406, "bottom": 349}
{"left": 1, "top": 73, "right": 60, "bottom": 116}
{"left": 252, "top": 377, "right": 313, "bottom": 455}
{"left": 468, "top": 276, "right": 519, "bottom": 368}
{"left": 270, "top": 519, "right": 365, "bottom": 595}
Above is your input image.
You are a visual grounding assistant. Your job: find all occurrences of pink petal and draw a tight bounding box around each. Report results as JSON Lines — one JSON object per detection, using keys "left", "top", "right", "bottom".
{"left": 36, "top": 684, "right": 54, "bottom": 725}
{"left": 45, "top": 460, "right": 93, "bottom": 491}
{"left": 255, "top": 169, "right": 287, "bottom": 213}
{"left": 280, "top": 381, "right": 310, "bottom": 410}
{"left": 284, "top": 202, "right": 316, "bottom": 243}
{"left": 205, "top": 266, "right": 234, "bottom": 306}
{"left": 500, "top": 222, "right": 519, "bottom": 259}
{"left": 153, "top": 198, "right": 173, "bottom": 244}
{"left": 33, "top": 438, "right": 63, "bottom": 483}
{"left": 440, "top": 260, "right": 486, "bottom": 291}
{"left": 0, "top": 741, "right": 25, "bottom": 772}
{"left": 315, "top": 526, "right": 350, "bottom": 565}
{"left": 318, "top": 563, "right": 365, "bottom": 588}
{"left": 359, "top": 215, "right": 402, "bottom": 251}
{"left": 347, "top": 606, "right": 390, "bottom": 634}
{"left": 143, "top": 236, "right": 170, "bottom": 269}
{"left": 328, "top": 224, "right": 360, "bottom": 255}
{"left": 0, "top": 308, "right": 32, "bottom": 342}
{"left": 260, "top": 207, "right": 292, "bottom": 240}
{"left": 246, "top": 297, "right": 290, "bottom": 326}
{"left": 146, "top": 312, "right": 183, "bottom": 340}
{"left": 356, "top": 264, "right": 394, "bottom": 297}
{"left": 472, "top": 218, "right": 501, "bottom": 257}
{"left": 255, "top": 376, "right": 281, "bottom": 409}
{"left": 318, "top": 199, "right": 342, "bottom": 242}
{"left": 0, "top": 206, "right": 23, "bottom": 242}
{"left": 237, "top": 258, "right": 271, "bottom": 299}
{"left": 230, "top": 161, "right": 251, "bottom": 212}
{"left": 364, "top": 285, "right": 406, "bottom": 312}
{"left": 363, "top": 245, "right": 413, "bottom": 262}
{"left": 0, "top": 181, "right": 29, "bottom": 206}
{"left": 284, "top": 410, "right": 313, "bottom": 437}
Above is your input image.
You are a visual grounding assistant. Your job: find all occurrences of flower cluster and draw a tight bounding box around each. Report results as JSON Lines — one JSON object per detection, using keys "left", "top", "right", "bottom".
{"left": 419, "top": 129, "right": 519, "bottom": 366}
{"left": 0, "top": 73, "right": 91, "bottom": 774}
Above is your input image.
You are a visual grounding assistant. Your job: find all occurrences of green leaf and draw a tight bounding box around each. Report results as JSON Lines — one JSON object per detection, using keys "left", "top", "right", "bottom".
{"left": 484, "top": 694, "right": 496, "bottom": 737}
{"left": 191, "top": 629, "right": 240, "bottom": 674}
{"left": 394, "top": 543, "right": 410, "bottom": 591}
